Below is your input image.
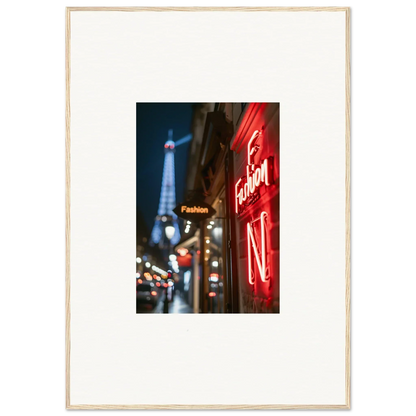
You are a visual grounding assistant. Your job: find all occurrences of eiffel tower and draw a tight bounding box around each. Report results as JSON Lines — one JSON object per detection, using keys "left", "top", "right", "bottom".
{"left": 150, "top": 130, "right": 192, "bottom": 248}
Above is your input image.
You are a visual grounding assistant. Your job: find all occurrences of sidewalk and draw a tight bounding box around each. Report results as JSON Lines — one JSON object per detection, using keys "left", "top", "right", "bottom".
{"left": 139, "top": 292, "right": 193, "bottom": 314}
{"left": 169, "top": 293, "right": 193, "bottom": 314}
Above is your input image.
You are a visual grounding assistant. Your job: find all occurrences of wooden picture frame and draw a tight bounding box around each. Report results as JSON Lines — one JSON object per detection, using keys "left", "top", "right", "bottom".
{"left": 61, "top": 3, "right": 356, "bottom": 414}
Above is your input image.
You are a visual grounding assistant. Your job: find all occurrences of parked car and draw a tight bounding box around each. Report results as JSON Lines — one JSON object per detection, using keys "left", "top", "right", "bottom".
{"left": 136, "top": 281, "right": 159, "bottom": 309}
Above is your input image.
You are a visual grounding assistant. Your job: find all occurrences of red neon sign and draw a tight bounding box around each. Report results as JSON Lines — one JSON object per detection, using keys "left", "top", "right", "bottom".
{"left": 247, "top": 211, "right": 269, "bottom": 285}
{"left": 235, "top": 130, "right": 273, "bottom": 214}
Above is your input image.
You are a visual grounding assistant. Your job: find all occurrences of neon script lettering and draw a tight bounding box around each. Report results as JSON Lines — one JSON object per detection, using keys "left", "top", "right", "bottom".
{"left": 235, "top": 130, "right": 273, "bottom": 214}
{"left": 247, "top": 211, "right": 269, "bottom": 285}
{"left": 181, "top": 206, "right": 208, "bottom": 214}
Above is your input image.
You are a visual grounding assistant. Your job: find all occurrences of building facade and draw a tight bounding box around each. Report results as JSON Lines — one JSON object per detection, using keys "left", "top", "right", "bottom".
{"left": 175, "top": 103, "right": 280, "bottom": 313}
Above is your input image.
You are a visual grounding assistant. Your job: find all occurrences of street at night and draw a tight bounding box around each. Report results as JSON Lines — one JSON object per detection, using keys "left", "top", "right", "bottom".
{"left": 136, "top": 103, "right": 280, "bottom": 313}
{"left": 136, "top": 291, "right": 193, "bottom": 314}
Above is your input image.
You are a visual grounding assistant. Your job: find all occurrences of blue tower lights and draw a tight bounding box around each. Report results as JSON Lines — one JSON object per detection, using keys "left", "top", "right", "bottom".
{"left": 150, "top": 130, "right": 192, "bottom": 272}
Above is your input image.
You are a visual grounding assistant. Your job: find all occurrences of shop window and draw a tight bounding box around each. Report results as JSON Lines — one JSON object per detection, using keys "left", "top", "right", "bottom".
{"left": 204, "top": 192, "right": 226, "bottom": 313}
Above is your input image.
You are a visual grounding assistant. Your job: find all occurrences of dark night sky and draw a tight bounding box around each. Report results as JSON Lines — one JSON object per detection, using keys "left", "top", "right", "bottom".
{"left": 136, "top": 103, "right": 195, "bottom": 232}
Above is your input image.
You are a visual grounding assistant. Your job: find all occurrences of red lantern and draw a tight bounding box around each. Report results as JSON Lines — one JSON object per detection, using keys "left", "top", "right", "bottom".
{"left": 177, "top": 253, "right": 192, "bottom": 268}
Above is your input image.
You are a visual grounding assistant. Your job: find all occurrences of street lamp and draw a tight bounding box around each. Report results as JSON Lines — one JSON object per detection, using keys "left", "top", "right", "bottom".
{"left": 165, "top": 225, "right": 175, "bottom": 240}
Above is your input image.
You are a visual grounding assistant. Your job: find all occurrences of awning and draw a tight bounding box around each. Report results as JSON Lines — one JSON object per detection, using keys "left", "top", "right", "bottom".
{"left": 174, "top": 229, "right": 200, "bottom": 252}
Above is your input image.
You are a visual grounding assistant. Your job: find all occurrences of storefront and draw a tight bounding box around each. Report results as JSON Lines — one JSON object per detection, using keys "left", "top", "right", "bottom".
{"left": 175, "top": 103, "right": 279, "bottom": 313}
{"left": 230, "top": 103, "right": 280, "bottom": 313}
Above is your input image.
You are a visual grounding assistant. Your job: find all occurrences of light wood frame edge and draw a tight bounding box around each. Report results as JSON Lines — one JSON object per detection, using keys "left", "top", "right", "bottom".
{"left": 67, "top": 404, "right": 350, "bottom": 410}
{"left": 65, "top": 6, "right": 71, "bottom": 411}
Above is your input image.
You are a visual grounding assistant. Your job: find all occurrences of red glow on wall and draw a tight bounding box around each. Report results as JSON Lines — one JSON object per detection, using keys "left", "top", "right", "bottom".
{"left": 208, "top": 292, "right": 216, "bottom": 297}
{"left": 247, "top": 211, "right": 269, "bottom": 285}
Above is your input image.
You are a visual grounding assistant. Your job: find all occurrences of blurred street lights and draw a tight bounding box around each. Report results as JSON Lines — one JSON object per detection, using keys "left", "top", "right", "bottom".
{"left": 163, "top": 225, "right": 175, "bottom": 314}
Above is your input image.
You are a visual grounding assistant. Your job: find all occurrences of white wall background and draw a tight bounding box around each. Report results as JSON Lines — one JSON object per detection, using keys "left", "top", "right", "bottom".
{"left": 69, "top": 9, "right": 346, "bottom": 406}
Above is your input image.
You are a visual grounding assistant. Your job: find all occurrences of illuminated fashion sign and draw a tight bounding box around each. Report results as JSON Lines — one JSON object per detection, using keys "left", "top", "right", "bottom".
{"left": 247, "top": 211, "right": 269, "bottom": 285}
{"left": 235, "top": 130, "right": 273, "bottom": 215}
{"left": 180, "top": 206, "right": 208, "bottom": 214}
{"left": 173, "top": 199, "right": 216, "bottom": 222}
{"left": 234, "top": 130, "right": 274, "bottom": 285}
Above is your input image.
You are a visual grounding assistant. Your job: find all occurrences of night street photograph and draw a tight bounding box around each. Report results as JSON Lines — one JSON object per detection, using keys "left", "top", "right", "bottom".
{"left": 136, "top": 103, "right": 280, "bottom": 313}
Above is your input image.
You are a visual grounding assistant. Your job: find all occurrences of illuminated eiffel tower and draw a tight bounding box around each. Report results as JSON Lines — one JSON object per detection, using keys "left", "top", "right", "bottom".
{"left": 150, "top": 130, "right": 192, "bottom": 248}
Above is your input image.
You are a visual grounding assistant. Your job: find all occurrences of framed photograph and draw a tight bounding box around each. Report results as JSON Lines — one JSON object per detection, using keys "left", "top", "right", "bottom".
{"left": 66, "top": 7, "right": 350, "bottom": 409}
